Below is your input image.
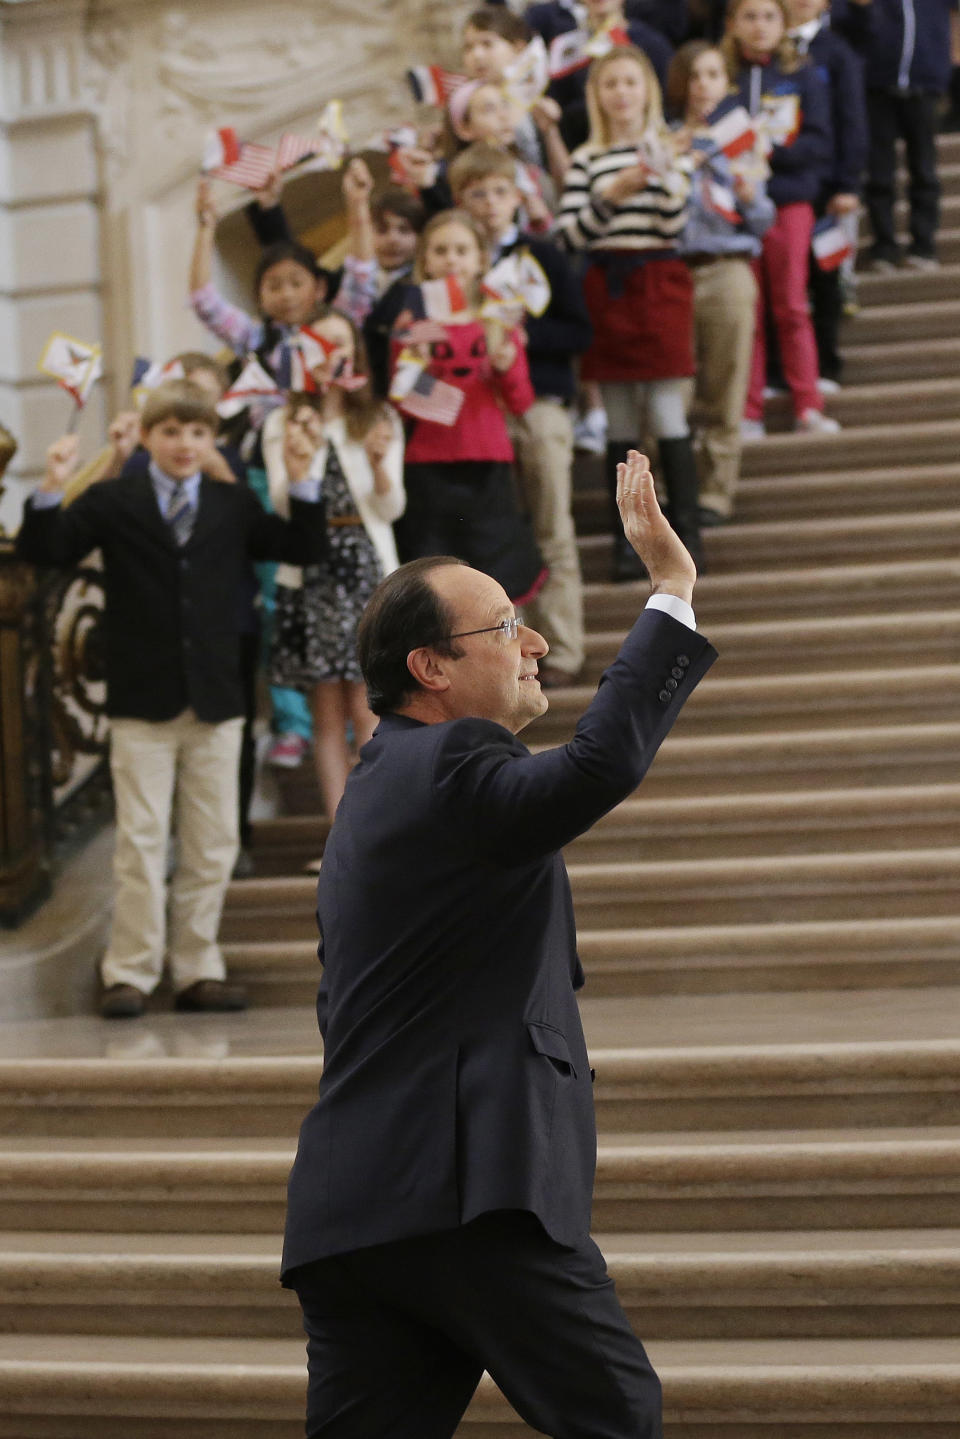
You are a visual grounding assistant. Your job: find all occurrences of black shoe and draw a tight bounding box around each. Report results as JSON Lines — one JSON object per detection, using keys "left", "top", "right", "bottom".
{"left": 174, "top": 979, "right": 248, "bottom": 1013}
{"left": 697, "top": 506, "right": 728, "bottom": 529}
{"left": 231, "top": 847, "right": 255, "bottom": 880}
{"left": 100, "top": 983, "right": 146, "bottom": 1019}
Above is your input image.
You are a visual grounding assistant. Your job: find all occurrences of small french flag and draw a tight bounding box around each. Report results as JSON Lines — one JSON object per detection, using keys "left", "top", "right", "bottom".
{"left": 708, "top": 106, "right": 757, "bottom": 159}
{"left": 406, "top": 65, "right": 468, "bottom": 107}
{"left": 706, "top": 179, "right": 741, "bottom": 226}
{"left": 812, "top": 219, "right": 854, "bottom": 272}
{"left": 420, "top": 276, "right": 469, "bottom": 323}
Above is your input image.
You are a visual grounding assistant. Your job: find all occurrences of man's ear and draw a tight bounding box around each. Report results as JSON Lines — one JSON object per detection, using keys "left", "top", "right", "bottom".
{"left": 406, "top": 646, "right": 452, "bottom": 694}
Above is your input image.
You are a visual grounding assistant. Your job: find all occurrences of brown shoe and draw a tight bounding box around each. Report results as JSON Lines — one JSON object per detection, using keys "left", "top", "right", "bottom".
{"left": 173, "top": 979, "right": 248, "bottom": 1013}
{"left": 99, "top": 983, "right": 146, "bottom": 1020}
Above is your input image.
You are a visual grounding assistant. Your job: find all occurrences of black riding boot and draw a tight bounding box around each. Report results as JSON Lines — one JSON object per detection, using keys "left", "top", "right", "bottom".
{"left": 605, "top": 442, "right": 648, "bottom": 583}
{"left": 658, "top": 435, "right": 705, "bottom": 574}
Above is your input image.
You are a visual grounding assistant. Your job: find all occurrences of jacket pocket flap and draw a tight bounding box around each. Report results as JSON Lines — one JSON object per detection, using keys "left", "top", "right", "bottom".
{"left": 527, "top": 1021, "right": 576, "bottom": 1075}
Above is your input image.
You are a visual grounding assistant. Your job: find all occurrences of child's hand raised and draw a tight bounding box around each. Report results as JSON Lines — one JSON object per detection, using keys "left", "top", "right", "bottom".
{"left": 42, "top": 434, "right": 81, "bottom": 493}
{"left": 531, "top": 96, "right": 562, "bottom": 135}
{"left": 488, "top": 334, "right": 517, "bottom": 373}
{"left": 395, "top": 146, "right": 438, "bottom": 191}
{"left": 363, "top": 415, "right": 394, "bottom": 469}
{"left": 195, "top": 178, "right": 216, "bottom": 229}
{"left": 342, "top": 157, "right": 374, "bottom": 207}
{"left": 253, "top": 169, "right": 283, "bottom": 211}
{"left": 108, "top": 411, "right": 141, "bottom": 468}
{"left": 284, "top": 404, "right": 324, "bottom": 483}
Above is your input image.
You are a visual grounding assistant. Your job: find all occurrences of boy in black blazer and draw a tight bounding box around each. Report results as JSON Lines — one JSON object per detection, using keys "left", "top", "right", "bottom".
{"left": 16, "top": 381, "right": 327, "bottom": 1018}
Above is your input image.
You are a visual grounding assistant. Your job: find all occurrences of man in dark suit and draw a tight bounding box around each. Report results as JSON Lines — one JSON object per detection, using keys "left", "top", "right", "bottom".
{"left": 16, "top": 381, "right": 326, "bottom": 1018}
{"left": 282, "top": 451, "right": 716, "bottom": 1438}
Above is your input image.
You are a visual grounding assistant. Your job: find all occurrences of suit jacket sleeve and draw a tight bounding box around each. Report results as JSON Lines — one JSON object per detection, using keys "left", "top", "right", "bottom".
{"left": 432, "top": 608, "right": 716, "bottom": 867}
{"left": 241, "top": 485, "right": 327, "bottom": 565}
{"left": 15, "top": 489, "right": 106, "bottom": 567}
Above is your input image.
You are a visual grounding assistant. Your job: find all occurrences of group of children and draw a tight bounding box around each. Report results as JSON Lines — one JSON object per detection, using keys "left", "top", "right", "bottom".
{"left": 16, "top": 0, "right": 953, "bottom": 1017}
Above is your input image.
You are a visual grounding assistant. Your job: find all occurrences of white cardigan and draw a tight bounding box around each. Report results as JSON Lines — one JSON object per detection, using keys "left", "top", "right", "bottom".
{"left": 261, "top": 405, "right": 405, "bottom": 589}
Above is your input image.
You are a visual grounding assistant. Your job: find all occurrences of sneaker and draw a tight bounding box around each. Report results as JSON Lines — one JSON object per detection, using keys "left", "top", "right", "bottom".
{"left": 762, "top": 383, "right": 787, "bottom": 399}
{"left": 903, "top": 251, "right": 940, "bottom": 272}
{"left": 796, "top": 408, "right": 841, "bottom": 434}
{"left": 267, "top": 733, "right": 308, "bottom": 769}
{"left": 740, "top": 418, "right": 766, "bottom": 442}
{"left": 173, "top": 979, "right": 248, "bottom": 1013}
{"left": 573, "top": 408, "right": 608, "bottom": 455}
{"left": 817, "top": 377, "right": 841, "bottom": 395}
{"left": 99, "top": 983, "right": 146, "bottom": 1020}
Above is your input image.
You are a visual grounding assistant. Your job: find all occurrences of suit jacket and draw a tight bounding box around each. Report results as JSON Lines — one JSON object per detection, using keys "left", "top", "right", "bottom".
{"left": 282, "top": 607, "right": 716, "bottom": 1277}
{"left": 16, "top": 472, "right": 326, "bottom": 723}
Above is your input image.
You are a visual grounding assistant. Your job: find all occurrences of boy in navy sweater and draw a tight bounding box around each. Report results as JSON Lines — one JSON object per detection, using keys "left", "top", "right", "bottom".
{"left": 851, "top": 0, "right": 956, "bottom": 267}
{"left": 449, "top": 142, "right": 594, "bottom": 686}
{"left": 787, "top": 0, "right": 869, "bottom": 381}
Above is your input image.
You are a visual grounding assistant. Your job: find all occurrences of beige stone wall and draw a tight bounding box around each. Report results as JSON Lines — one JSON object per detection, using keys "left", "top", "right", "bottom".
{"left": 0, "top": 0, "right": 470, "bottom": 526}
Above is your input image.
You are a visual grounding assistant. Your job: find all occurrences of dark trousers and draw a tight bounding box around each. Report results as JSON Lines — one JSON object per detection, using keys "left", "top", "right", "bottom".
{"left": 237, "top": 627, "right": 260, "bottom": 848}
{"left": 396, "top": 461, "right": 545, "bottom": 606}
{"left": 809, "top": 259, "right": 843, "bottom": 382}
{"left": 865, "top": 88, "right": 941, "bottom": 258}
{"left": 289, "top": 1210, "right": 662, "bottom": 1439}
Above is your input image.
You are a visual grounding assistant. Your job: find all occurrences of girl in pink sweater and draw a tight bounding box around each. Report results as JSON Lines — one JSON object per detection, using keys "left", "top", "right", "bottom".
{"left": 391, "top": 210, "right": 546, "bottom": 604}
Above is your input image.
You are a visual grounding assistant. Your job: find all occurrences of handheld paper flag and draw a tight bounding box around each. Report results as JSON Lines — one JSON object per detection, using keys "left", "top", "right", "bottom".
{"left": 217, "top": 357, "right": 283, "bottom": 418}
{"left": 419, "top": 276, "right": 469, "bottom": 323}
{"left": 203, "top": 106, "right": 348, "bottom": 191}
{"left": 130, "top": 356, "right": 186, "bottom": 406}
{"left": 406, "top": 65, "right": 468, "bottom": 107}
{"left": 707, "top": 106, "right": 757, "bottom": 160}
{"left": 481, "top": 250, "right": 552, "bottom": 319}
{"left": 705, "top": 178, "right": 741, "bottom": 226}
{"left": 391, "top": 355, "right": 465, "bottom": 428}
{"left": 38, "top": 333, "right": 103, "bottom": 407}
{"left": 503, "top": 36, "right": 549, "bottom": 112}
{"left": 812, "top": 219, "right": 854, "bottom": 272}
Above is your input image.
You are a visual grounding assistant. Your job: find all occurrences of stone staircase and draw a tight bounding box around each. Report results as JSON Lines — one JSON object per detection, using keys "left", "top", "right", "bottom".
{"left": 1, "top": 136, "right": 959, "bottom": 1435}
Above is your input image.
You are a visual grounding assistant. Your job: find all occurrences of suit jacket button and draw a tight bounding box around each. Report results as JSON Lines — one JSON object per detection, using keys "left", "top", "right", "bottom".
{"left": 658, "top": 688, "right": 670, "bottom": 703}
{"left": 666, "top": 677, "right": 678, "bottom": 692}
{"left": 677, "top": 654, "right": 690, "bottom": 668}
{"left": 671, "top": 666, "right": 684, "bottom": 680}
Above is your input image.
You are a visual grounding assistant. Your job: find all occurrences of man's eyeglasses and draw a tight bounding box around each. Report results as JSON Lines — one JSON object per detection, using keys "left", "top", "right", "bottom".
{"left": 447, "top": 617, "right": 521, "bottom": 642}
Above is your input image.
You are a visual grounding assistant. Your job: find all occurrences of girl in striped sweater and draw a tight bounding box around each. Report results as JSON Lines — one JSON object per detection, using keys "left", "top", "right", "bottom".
{"left": 557, "top": 45, "right": 703, "bottom": 577}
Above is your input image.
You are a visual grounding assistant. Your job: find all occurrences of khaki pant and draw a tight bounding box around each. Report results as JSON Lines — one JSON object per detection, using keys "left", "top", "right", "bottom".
{"left": 507, "top": 401, "right": 584, "bottom": 676}
{"left": 101, "top": 709, "right": 242, "bottom": 995}
{"left": 691, "top": 257, "right": 758, "bottom": 518}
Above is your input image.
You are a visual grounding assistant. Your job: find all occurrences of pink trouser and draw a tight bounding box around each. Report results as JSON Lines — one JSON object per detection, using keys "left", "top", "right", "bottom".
{"left": 745, "top": 201, "right": 823, "bottom": 421}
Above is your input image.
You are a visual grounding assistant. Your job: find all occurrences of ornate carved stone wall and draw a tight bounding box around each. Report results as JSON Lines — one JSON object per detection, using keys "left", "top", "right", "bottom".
{"left": 0, "top": 0, "right": 469, "bottom": 525}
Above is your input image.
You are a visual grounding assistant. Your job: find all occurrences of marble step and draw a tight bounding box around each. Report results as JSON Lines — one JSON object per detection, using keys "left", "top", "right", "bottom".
{"left": 584, "top": 559, "right": 960, "bottom": 626}
{"left": 5, "top": 1022, "right": 960, "bottom": 1137}
{"left": 1, "top": 1228, "right": 957, "bottom": 1342}
{"left": 734, "top": 422, "right": 960, "bottom": 478}
{"left": 843, "top": 335, "right": 960, "bottom": 384}
{"left": 843, "top": 295, "right": 960, "bottom": 344}
{"left": 578, "top": 507, "right": 960, "bottom": 581}
{"left": 732, "top": 463, "right": 960, "bottom": 524}
{"left": 1, "top": 1127, "right": 958, "bottom": 1233}
{"left": 578, "top": 610, "right": 960, "bottom": 681}
{"left": 760, "top": 376, "right": 960, "bottom": 433}
{"left": 853, "top": 261, "right": 960, "bottom": 307}
{"left": 222, "top": 846, "right": 960, "bottom": 934}
{"left": 0, "top": 1333, "right": 958, "bottom": 1438}
{"left": 528, "top": 663, "right": 960, "bottom": 742}
{"left": 251, "top": 782, "right": 960, "bottom": 871}
{"left": 260, "top": 722, "right": 960, "bottom": 813}
{"left": 575, "top": 460, "right": 960, "bottom": 533}
{"left": 225, "top": 915, "right": 960, "bottom": 1007}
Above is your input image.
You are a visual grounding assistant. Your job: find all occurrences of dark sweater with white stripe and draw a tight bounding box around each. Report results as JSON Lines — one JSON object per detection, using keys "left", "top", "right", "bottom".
{"left": 555, "top": 144, "right": 690, "bottom": 254}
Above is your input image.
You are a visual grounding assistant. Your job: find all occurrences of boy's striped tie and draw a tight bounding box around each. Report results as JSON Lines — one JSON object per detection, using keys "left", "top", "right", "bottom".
{"left": 166, "top": 488, "right": 194, "bottom": 547}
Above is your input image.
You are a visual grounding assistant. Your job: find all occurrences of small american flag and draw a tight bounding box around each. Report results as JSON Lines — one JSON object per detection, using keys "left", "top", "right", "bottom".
{"left": 398, "top": 369, "right": 464, "bottom": 428}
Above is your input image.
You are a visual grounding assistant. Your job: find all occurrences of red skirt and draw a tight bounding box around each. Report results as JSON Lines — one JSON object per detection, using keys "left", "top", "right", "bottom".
{"left": 580, "top": 253, "right": 695, "bottom": 382}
